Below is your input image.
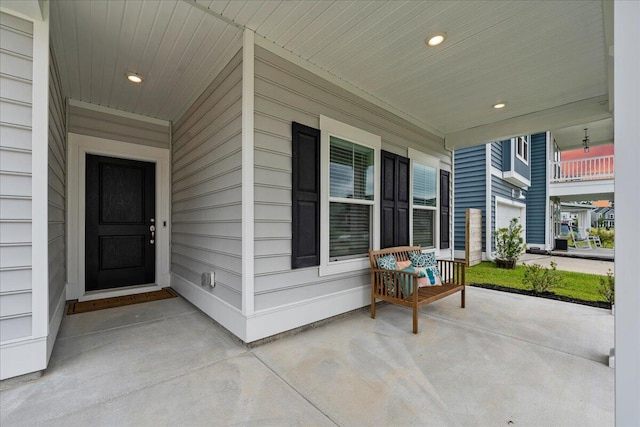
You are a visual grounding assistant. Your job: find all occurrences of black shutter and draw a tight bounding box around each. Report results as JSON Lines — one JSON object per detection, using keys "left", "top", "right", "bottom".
{"left": 381, "top": 151, "right": 410, "bottom": 249}
{"left": 440, "top": 170, "right": 450, "bottom": 249}
{"left": 291, "top": 122, "right": 320, "bottom": 268}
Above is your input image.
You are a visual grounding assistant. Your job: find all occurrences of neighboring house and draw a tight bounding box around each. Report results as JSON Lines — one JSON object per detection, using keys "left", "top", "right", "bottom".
{"left": 592, "top": 206, "right": 615, "bottom": 228}
{"left": 454, "top": 133, "right": 547, "bottom": 259}
{"left": 454, "top": 133, "right": 614, "bottom": 258}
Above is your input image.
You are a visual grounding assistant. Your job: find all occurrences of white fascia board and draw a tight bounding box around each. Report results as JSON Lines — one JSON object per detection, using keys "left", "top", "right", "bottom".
{"left": 502, "top": 171, "right": 531, "bottom": 188}
{"left": 0, "top": 1, "right": 43, "bottom": 21}
{"left": 445, "top": 95, "right": 611, "bottom": 150}
{"left": 68, "top": 99, "right": 170, "bottom": 127}
{"left": 485, "top": 144, "right": 492, "bottom": 257}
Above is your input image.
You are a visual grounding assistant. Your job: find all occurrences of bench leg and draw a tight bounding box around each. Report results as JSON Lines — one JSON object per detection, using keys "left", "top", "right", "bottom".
{"left": 461, "top": 288, "right": 466, "bottom": 308}
{"left": 413, "top": 307, "right": 418, "bottom": 334}
{"left": 371, "top": 295, "right": 376, "bottom": 319}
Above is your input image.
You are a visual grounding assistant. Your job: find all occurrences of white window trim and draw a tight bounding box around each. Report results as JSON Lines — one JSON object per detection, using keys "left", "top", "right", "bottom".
{"left": 319, "top": 116, "right": 381, "bottom": 276}
{"left": 408, "top": 148, "right": 440, "bottom": 253}
{"left": 515, "top": 135, "right": 529, "bottom": 165}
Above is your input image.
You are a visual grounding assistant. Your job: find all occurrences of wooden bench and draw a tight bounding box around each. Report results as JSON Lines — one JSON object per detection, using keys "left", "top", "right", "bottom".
{"left": 369, "top": 246, "right": 466, "bottom": 334}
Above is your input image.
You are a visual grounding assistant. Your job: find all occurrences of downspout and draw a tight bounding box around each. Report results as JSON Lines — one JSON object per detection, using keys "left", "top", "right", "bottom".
{"left": 485, "top": 143, "right": 495, "bottom": 261}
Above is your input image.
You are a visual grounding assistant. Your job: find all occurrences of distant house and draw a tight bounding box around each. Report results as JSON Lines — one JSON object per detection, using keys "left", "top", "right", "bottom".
{"left": 454, "top": 133, "right": 614, "bottom": 258}
{"left": 592, "top": 206, "right": 615, "bottom": 228}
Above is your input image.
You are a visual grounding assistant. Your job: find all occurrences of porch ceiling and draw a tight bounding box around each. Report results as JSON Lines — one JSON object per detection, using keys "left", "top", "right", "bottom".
{"left": 50, "top": 0, "right": 613, "bottom": 149}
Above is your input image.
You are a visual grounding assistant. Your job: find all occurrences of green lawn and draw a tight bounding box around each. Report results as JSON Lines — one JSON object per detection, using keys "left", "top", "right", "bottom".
{"left": 466, "top": 262, "right": 606, "bottom": 302}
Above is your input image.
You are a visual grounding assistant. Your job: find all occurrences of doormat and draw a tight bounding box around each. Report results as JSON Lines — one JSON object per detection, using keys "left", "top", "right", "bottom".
{"left": 67, "top": 288, "right": 178, "bottom": 315}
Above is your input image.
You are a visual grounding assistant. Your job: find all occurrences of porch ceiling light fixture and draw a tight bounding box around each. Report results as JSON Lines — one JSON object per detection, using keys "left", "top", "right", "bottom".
{"left": 426, "top": 32, "right": 446, "bottom": 47}
{"left": 582, "top": 128, "right": 590, "bottom": 153}
{"left": 493, "top": 102, "right": 506, "bottom": 109}
{"left": 126, "top": 72, "right": 143, "bottom": 84}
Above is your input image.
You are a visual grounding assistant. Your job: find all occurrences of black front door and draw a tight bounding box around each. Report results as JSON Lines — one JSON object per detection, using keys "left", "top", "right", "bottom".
{"left": 85, "top": 154, "right": 156, "bottom": 291}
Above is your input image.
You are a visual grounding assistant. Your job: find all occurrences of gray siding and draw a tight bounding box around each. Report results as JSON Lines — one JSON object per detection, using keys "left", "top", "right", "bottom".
{"left": 171, "top": 50, "right": 243, "bottom": 309}
{"left": 491, "top": 142, "right": 503, "bottom": 170}
{"left": 0, "top": 12, "right": 33, "bottom": 342}
{"left": 48, "top": 46, "right": 66, "bottom": 325}
{"left": 454, "top": 145, "right": 486, "bottom": 251}
{"left": 253, "top": 46, "right": 449, "bottom": 312}
{"left": 68, "top": 104, "right": 170, "bottom": 149}
{"left": 490, "top": 175, "right": 524, "bottom": 252}
{"left": 526, "top": 133, "right": 547, "bottom": 245}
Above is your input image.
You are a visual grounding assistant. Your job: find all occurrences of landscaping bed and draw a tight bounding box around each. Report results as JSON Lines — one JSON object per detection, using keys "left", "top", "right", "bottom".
{"left": 468, "top": 282, "right": 611, "bottom": 309}
{"left": 466, "top": 261, "right": 612, "bottom": 309}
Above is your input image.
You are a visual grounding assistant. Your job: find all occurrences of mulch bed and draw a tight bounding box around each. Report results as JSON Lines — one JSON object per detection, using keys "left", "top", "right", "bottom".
{"left": 468, "top": 283, "right": 611, "bottom": 310}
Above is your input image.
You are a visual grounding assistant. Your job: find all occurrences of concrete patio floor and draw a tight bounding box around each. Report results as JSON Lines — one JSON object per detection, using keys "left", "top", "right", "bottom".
{"left": 1, "top": 287, "right": 613, "bottom": 426}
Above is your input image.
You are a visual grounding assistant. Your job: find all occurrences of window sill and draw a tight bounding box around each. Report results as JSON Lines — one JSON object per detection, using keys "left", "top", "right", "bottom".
{"left": 319, "top": 257, "right": 370, "bottom": 277}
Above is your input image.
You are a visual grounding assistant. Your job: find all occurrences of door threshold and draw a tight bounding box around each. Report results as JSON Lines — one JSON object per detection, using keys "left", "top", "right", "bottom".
{"left": 78, "top": 284, "right": 163, "bottom": 302}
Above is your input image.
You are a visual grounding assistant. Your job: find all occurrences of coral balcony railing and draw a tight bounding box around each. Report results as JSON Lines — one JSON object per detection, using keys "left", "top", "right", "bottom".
{"left": 551, "top": 155, "right": 614, "bottom": 183}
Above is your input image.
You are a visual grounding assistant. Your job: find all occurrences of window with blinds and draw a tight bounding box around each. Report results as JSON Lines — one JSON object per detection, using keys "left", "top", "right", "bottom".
{"left": 329, "top": 136, "right": 374, "bottom": 260}
{"left": 412, "top": 162, "right": 437, "bottom": 248}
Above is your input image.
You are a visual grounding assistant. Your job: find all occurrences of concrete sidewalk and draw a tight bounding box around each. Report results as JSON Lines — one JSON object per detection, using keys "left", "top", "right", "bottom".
{"left": 519, "top": 253, "right": 613, "bottom": 276}
{"left": 1, "top": 288, "right": 613, "bottom": 426}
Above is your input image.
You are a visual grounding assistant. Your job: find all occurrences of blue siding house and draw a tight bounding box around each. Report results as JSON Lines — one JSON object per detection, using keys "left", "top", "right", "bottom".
{"left": 454, "top": 133, "right": 550, "bottom": 259}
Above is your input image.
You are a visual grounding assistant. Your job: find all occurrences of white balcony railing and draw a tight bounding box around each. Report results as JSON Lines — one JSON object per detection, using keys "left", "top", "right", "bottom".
{"left": 551, "top": 155, "right": 614, "bottom": 183}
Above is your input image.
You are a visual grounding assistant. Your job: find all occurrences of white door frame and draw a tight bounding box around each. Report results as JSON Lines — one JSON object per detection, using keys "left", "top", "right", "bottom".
{"left": 67, "top": 133, "right": 171, "bottom": 301}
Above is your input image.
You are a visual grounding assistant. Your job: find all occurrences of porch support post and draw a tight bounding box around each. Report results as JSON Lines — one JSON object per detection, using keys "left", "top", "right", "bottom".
{"left": 614, "top": 1, "right": 640, "bottom": 425}
{"left": 241, "top": 28, "right": 255, "bottom": 317}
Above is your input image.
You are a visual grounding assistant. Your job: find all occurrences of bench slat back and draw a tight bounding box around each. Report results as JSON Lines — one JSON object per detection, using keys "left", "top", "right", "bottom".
{"left": 369, "top": 246, "right": 422, "bottom": 269}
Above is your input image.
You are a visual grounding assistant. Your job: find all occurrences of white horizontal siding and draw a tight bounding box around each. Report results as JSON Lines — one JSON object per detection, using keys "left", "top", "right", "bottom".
{"left": 253, "top": 46, "right": 450, "bottom": 311}
{"left": 0, "top": 12, "right": 33, "bottom": 343}
{"left": 67, "top": 104, "right": 170, "bottom": 149}
{"left": 48, "top": 45, "right": 67, "bottom": 327}
{"left": 171, "top": 49, "right": 243, "bottom": 310}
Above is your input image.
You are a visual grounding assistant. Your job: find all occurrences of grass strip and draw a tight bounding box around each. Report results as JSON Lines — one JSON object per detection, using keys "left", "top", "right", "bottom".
{"left": 466, "top": 261, "right": 607, "bottom": 302}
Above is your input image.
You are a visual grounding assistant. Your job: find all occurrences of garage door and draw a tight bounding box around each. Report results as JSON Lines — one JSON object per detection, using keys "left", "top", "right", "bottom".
{"left": 496, "top": 202, "right": 524, "bottom": 231}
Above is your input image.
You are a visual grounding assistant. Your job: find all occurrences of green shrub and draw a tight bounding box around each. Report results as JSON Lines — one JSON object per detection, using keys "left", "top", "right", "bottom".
{"left": 598, "top": 270, "right": 615, "bottom": 304}
{"left": 589, "top": 228, "right": 615, "bottom": 248}
{"left": 522, "top": 261, "right": 563, "bottom": 294}
{"left": 494, "top": 218, "right": 526, "bottom": 262}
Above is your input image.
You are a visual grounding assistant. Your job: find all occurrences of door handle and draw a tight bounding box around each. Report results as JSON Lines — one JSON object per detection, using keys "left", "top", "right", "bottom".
{"left": 150, "top": 221, "right": 155, "bottom": 244}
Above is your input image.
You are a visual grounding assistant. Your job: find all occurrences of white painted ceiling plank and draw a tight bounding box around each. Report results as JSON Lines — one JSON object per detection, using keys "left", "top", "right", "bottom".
{"left": 243, "top": 1, "right": 282, "bottom": 32}
{"left": 139, "top": 7, "right": 210, "bottom": 117}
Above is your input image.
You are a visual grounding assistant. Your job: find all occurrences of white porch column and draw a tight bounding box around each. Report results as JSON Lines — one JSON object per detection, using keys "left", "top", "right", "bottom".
{"left": 614, "top": 1, "right": 640, "bottom": 425}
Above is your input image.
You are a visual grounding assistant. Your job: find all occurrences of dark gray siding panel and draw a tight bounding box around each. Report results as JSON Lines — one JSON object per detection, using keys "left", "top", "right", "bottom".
{"left": 254, "top": 46, "right": 450, "bottom": 311}
{"left": 491, "top": 142, "right": 503, "bottom": 170}
{"left": 171, "top": 49, "right": 243, "bottom": 310}
{"left": 454, "top": 145, "right": 486, "bottom": 251}
{"left": 514, "top": 155, "right": 530, "bottom": 180}
{"left": 526, "top": 133, "right": 547, "bottom": 245}
{"left": 501, "top": 140, "right": 511, "bottom": 171}
{"left": 0, "top": 12, "right": 33, "bottom": 342}
{"left": 48, "top": 46, "right": 66, "bottom": 324}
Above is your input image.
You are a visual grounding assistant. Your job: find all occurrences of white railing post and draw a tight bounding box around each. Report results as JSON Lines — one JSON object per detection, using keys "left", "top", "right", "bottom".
{"left": 550, "top": 155, "right": 614, "bottom": 183}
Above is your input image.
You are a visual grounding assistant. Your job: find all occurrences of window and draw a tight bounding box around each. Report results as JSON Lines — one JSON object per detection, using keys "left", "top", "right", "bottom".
{"left": 412, "top": 163, "right": 437, "bottom": 248}
{"left": 515, "top": 135, "right": 529, "bottom": 164}
{"left": 408, "top": 148, "right": 440, "bottom": 250}
{"left": 329, "top": 136, "right": 374, "bottom": 260}
{"left": 320, "top": 116, "right": 381, "bottom": 276}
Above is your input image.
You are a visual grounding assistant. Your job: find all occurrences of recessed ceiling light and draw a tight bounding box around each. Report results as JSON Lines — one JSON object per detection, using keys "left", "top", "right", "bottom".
{"left": 493, "top": 102, "right": 506, "bottom": 109}
{"left": 126, "top": 72, "right": 143, "bottom": 84}
{"left": 426, "top": 32, "right": 446, "bottom": 47}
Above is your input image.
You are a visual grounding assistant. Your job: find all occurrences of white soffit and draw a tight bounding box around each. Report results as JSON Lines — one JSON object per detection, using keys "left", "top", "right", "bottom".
{"left": 203, "top": 0, "right": 609, "bottom": 139}
{"left": 50, "top": 0, "right": 243, "bottom": 121}
{"left": 552, "top": 117, "right": 614, "bottom": 150}
{"left": 51, "top": 0, "right": 609, "bottom": 141}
